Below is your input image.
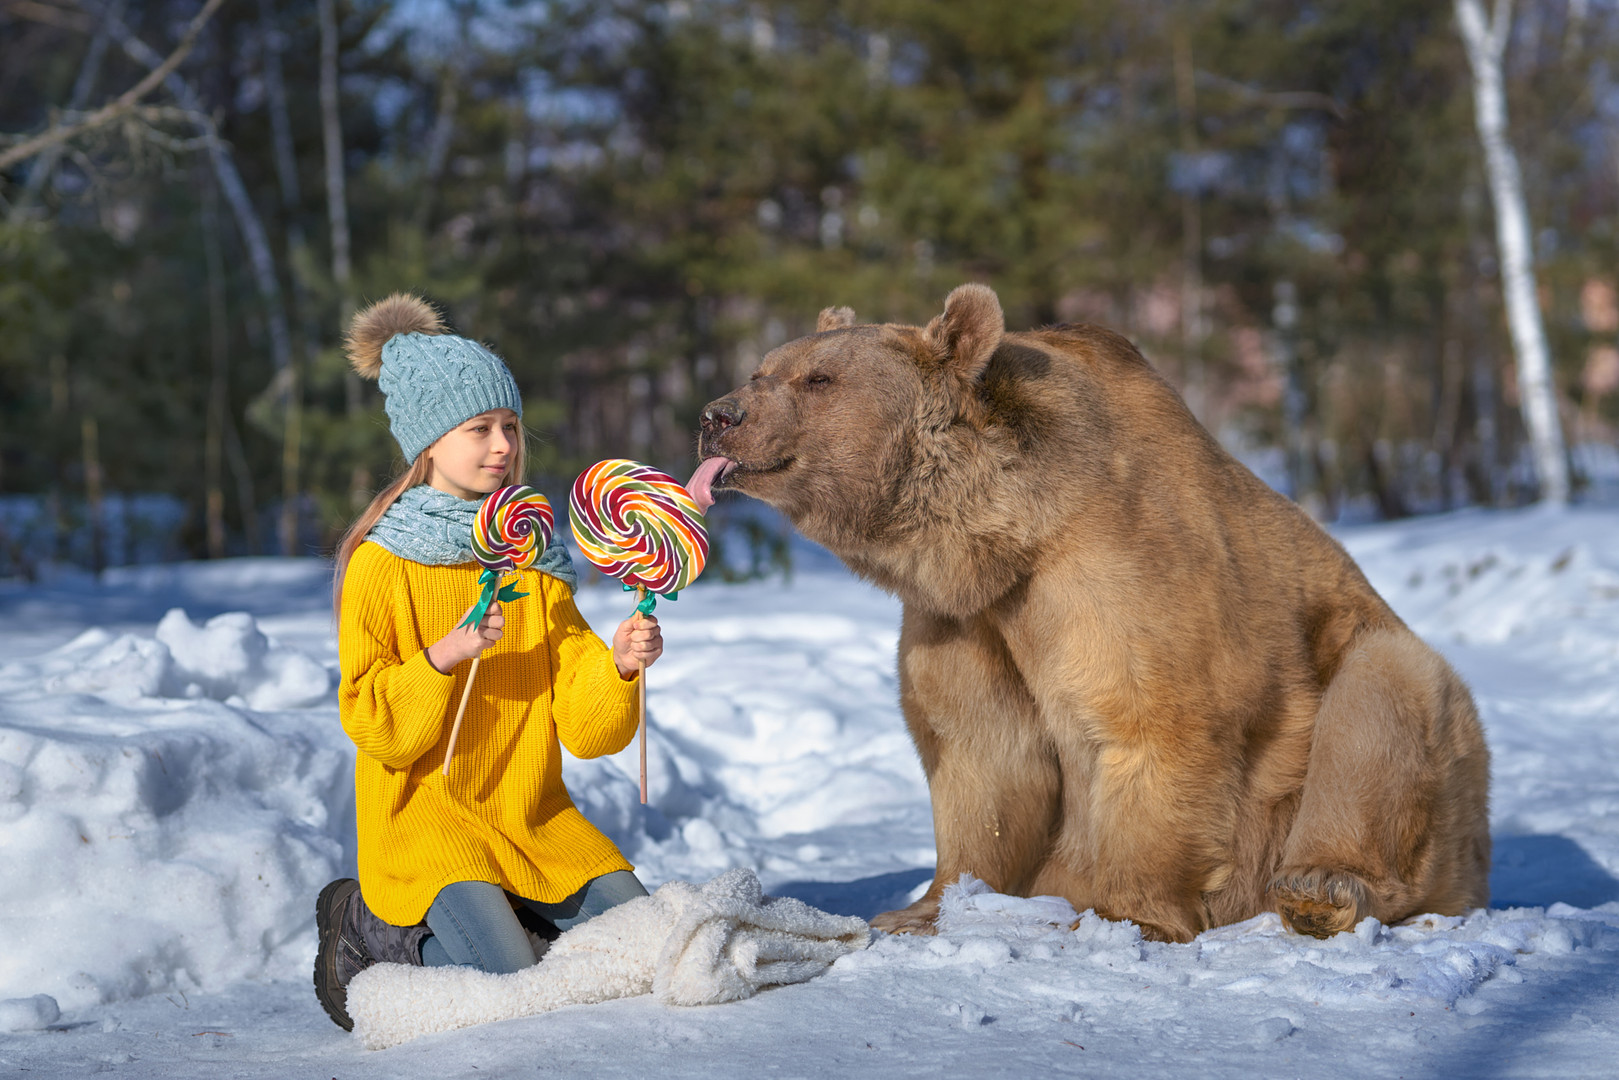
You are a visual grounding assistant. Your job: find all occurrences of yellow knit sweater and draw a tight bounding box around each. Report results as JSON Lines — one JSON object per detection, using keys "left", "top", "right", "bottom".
{"left": 338, "top": 540, "right": 638, "bottom": 926}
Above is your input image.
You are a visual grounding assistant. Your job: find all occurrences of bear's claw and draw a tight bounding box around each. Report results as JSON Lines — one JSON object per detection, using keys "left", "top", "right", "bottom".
{"left": 870, "top": 899, "right": 941, "bottom": 936}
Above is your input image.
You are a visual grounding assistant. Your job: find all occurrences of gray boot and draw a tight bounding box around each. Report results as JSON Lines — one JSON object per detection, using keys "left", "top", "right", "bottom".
{"left": 313, "top": 879, "right": 428, "bottom": 1031}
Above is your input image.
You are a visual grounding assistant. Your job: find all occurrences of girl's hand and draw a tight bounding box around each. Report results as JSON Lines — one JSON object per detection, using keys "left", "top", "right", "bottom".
{"left": 612, "top": 614, "right": 662, "bottom": 679}
{"left": 426, "top": 600, "right": 504, "bottom": 674}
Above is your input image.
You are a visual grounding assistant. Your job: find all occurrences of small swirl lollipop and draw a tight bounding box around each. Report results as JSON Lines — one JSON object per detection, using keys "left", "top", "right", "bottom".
{"left": 472, "top": 484, "right": 555, "bottom": 573}
{"left": 443, "top": 485, "right": 554, "bottom": 776}
{"left": 569, "top": 460, "right": 709, "bottom": 803}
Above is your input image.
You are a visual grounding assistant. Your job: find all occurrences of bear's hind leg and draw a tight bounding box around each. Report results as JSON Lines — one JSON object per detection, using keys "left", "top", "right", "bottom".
{"left": 1271, "top": 628, "right": 1490, "bottom": 938}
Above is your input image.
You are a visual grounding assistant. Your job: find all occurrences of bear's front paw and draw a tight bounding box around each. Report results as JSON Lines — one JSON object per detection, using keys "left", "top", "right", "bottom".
{"left": 870, "top": 898, "right": 941, "bottom": 936}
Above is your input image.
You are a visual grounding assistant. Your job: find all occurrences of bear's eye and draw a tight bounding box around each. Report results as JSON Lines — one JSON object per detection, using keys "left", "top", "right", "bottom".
{"left": 805, "top": 374, "right": 832, "bottom": 389}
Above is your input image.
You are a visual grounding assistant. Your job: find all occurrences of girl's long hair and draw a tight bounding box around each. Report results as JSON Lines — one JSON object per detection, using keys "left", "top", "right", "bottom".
{"left": 331, "top": 429, "right": 529, "bottom": 621}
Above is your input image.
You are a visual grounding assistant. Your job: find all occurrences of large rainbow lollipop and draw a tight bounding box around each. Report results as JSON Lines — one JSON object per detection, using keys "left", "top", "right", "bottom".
{"left": 570, "top": 460, "right": 708, "bottom": 599}
{"left": 443, "top": 485, "right": 554, "bottom": 776}
{"left": 569, "top": 460, "right": 709, "bottom": 802}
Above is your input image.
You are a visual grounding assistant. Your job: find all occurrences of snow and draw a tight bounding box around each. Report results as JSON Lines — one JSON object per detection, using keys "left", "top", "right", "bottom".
{"left": 0, "top": 995, "right": 59, "bottom": 1033}
{"left": 2, "top": 506, "right": 1618, "bottom": 1077}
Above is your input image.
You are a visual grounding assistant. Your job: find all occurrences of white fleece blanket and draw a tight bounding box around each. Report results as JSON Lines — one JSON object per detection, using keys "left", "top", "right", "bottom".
{"left": 346, "top": 868, "right": 870, "bottom": 1049}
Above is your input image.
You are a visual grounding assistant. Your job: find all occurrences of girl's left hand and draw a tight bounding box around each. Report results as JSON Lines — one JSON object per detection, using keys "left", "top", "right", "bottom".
{"left": 612, "top": 614, "right": 663, "bottom": 679}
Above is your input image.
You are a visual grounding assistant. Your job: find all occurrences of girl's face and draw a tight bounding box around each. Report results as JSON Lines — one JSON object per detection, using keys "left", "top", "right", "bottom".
{"left": 424, "top": 409, "right": 521, "bottom": 500}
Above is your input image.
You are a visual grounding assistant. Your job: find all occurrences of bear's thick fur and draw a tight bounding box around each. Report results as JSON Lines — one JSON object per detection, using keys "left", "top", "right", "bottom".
{"left": 691, "top": 284, "right": 1490, "bottom": 943}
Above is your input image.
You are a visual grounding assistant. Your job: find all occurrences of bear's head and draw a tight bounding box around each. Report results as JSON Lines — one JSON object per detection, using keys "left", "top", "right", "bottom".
{"left": 692, "top": 283, "right": 1005, "bottom": 555}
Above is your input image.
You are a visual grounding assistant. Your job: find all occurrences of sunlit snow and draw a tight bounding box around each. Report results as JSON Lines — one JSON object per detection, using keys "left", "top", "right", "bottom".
{"left": 1, "top": 506, "right": 1615, "bottom": 1077}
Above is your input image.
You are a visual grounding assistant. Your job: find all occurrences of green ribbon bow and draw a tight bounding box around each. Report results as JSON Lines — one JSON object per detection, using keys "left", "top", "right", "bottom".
{"left": 623, "top": 582, "right": 677, "bottom": 616}
{"left": 460, "top": 567, "right": 529, "bottom": 629}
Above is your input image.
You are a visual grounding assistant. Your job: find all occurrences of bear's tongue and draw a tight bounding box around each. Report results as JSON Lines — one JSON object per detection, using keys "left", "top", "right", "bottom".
{"left": 686, "top": 456, "right": 737, "bottom": 513}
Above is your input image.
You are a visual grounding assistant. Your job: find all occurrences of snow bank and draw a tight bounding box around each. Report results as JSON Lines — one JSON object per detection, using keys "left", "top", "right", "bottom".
{"left": 38, "top": 609, "right": 331, "bottom": 710}
{"left": 0, "top": 609, "right": 348, "bottom": 1010}
{"left": 0, "top": 570, "right": 924, "bottom": 1016}
{"left": 0, "top": 993, "right": 60, "bottom": 1032}
{"left": 1340, "top": 506, "right": 1619, "bottom": 649}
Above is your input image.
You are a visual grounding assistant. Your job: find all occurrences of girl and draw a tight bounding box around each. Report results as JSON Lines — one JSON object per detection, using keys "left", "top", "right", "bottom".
{"left": 314, "top": 294, "right": 661, "bottom": 1031}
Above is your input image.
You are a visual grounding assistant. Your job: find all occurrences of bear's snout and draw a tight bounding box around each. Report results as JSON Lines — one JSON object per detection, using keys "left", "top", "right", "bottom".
{"left": 700, "top": 398, "right": 746, "bottom": 434}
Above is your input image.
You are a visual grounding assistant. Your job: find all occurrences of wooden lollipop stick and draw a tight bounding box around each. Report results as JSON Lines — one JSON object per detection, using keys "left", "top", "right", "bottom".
{"left": 638, "top": 653, "right": 647, "bottom": 805}
{"left": 442, "top": 654, "right": 481, "bottom": 777}
{"left": 635, "top": 591, "right": 649, "bottom": 805}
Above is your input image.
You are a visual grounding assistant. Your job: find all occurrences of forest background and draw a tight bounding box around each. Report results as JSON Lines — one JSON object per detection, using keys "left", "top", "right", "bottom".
{"left": 3, "top": 0, "right": 1618, "bottom": 577}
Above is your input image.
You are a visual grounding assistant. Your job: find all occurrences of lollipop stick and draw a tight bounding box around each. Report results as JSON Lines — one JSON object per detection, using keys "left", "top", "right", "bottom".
{"left": 636, "top": 586, "right": 649, "bottom": 805}
{"left": 443, "top": 655, "right": 481, "bottom": 777}
{"left": 638, "top": 653, "right": 647, "bottom": 805}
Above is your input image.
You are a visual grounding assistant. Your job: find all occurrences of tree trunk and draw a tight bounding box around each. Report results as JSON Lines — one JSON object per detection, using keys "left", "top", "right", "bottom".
{"left": 320, "top": 0, "right": 353, "bottom": 298}
{"left": 81, "top": 411, "right": 104, "bottom": 577}
{"left": 280, "top": 363, "right": 303, "bottom": 554}
{"left": 257, "top": 0, "right": 301, "bottom": 211}
{"left": 1274, "top": 280, "right": 1322, "bottom": 514}
{"left": 48, "top": 355, "right": 70, "bottom": 563}
{"left": 104, "top": 8, "right": 301, "bottom": 540}
{"left": 319, "top": 0, "right": 371, "bottom": 510}
{"left": 258, "top": 0, "right": 311, "bottom": 556}
{"left": 1434, "top": 336, "right": 1466, "bottom": 508}
{"left": 202, "top": 178, "right": 229, "bottom": 558}
{"left": 1455, "top": 0, "right": 1571, "bottom": 503}
{"left": 1172, "top": 24, "right": 1206, "bottom": 423}
{"left": 225, "top": 410, "right": 261, "bottom": 555}
{"left": 414, "top": 70, "right": 460, "bottom": 231}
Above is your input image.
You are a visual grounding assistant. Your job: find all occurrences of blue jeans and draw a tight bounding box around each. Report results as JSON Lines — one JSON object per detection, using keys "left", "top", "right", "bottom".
{"left": 419, "top": 870, "right": 648, "bottom": 974}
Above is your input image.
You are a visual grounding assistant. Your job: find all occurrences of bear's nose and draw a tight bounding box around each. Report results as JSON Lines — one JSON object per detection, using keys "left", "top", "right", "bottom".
{"left": 701, "top": 398, "right": 745, "bottom": 433}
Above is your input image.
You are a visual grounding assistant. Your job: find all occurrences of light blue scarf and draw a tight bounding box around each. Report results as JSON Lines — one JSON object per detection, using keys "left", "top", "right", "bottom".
{"left": 367, "top": 484, "right": 577, "bottom": 592}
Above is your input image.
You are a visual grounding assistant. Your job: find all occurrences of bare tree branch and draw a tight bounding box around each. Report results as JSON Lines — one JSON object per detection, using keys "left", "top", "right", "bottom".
{"left": 120, "top": 107, "right": 215, "bottom": 152}
{"left": 1194, "top": 71, "right": 1349, "bottom": 122}
{"left": 0, "top": 0, "right": 227, "bottom": 173}
{"left": 9, "top": 0, "right": 125, "bottom": 220}
{"left": 2, "top": 0, "right": 93, "bottom": 33}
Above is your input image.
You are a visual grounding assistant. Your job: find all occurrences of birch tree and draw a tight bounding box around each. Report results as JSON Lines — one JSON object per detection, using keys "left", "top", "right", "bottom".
{"left": 1455, "top": 0, "right": 1571, "bottom": 504}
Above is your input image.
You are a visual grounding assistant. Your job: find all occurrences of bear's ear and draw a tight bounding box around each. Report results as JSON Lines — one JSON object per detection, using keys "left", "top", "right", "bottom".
{"left": 923, "top": 283, "right": 1003, "bottom": 384}
{"left": 816, "top": 305, "right": 857, "bottom": 332}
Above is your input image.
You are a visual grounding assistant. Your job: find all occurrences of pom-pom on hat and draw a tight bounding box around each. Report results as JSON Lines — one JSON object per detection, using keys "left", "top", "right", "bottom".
{"left": 345, "top": 293, "right": 523, "bottom": 464}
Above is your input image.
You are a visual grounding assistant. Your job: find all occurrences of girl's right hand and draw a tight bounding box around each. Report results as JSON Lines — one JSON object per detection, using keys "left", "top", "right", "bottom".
{"left": 426, "top": 600, "right": 504, "bottom": 673}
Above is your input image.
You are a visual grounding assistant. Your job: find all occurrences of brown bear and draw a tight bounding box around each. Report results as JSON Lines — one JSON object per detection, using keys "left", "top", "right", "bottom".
{"left": 688, "top": 283, "right": 1491, "bottom": 943}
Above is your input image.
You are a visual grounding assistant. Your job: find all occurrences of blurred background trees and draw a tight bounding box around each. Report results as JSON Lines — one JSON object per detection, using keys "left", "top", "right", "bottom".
{"left": 3, "top": 0, "right": 1617, "bottom": 575}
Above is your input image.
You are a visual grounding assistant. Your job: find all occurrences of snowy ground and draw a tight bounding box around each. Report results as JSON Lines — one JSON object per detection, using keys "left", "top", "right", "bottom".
{"left": 1, "top": 506, "right": 1616, "bottom": 1078}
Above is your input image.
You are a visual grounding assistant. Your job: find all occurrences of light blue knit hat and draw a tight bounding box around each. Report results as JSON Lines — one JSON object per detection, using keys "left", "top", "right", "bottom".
{"left": 345, "top": 293, "right": 522, "bottom": 463}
